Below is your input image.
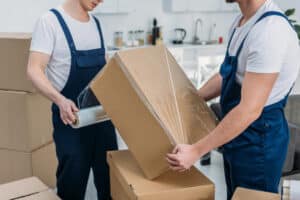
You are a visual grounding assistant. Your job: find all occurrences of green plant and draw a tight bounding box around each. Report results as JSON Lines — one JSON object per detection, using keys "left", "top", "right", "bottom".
{"left": 285, "top": 8, "right": 300, "bottom": 40}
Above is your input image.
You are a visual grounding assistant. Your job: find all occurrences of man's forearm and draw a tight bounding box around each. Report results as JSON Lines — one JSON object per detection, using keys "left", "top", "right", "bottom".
{"left": 198, "top": 73, "right": 222, "bottom": 101}
{"left": 194, "top": 103, "right": 261, "bottom": 155}
{"left": 27, "top": 66, "right": 64, "bottom": 105}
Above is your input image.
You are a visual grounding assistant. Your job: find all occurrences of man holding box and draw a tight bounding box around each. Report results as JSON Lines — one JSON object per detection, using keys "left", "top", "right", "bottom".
{"left": 167, "top": 0, "right": 300, "bottom": 199}
{"left": 27, "top": 0, "right": 117, "bottom": 199}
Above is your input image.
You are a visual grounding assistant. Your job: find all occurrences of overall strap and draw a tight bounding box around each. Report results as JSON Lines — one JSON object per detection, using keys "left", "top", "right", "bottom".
{"left": 235, "top": 11, "right": 292, "bottom": 58}
{"left": 226, "top": 28, "right": 237, "bottom": 55}
{"left": 50, "top": 9, "right": 77, "bottom": 55}
{"left": 282, "top": 83, "right": 295, "bottom": 106}
{"left": 93, "top": 16, "right": 105, "bottom": 50}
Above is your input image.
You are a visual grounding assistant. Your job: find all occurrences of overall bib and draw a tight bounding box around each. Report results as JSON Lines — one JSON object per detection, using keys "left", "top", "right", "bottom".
{"left": 220, "top": 11, "right": 295, "bottom": 199}
{"left": 50, "top": 9, "right": 117, "bottom": 200}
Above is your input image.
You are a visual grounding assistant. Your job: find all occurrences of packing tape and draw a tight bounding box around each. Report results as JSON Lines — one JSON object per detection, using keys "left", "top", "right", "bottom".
{"left": 71, "top": 106, "right": 109, "bottom": 129}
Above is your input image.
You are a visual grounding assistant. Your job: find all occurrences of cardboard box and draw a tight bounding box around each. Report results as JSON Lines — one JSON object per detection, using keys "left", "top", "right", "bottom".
{"left": 0, "top": 33, "right": 35, "bottom": 92}
{"left": 108, "top": 150, "right": 215, "bottom": 200}
{"left": 0, "top": 90, "right": 53, "bottom": 152}
{"left": 0, "top": 177, "right": 60, "bottom": 200}
{"left": 232, "top": 187, "right": 280, "bottom": 200}
{"left": 0, "top": 142, "right": 57, "bottom": 187}
{"left": 90, "top": 46, "right": 217, "bottom": 179}
{"left": 0, "top": 149, "right": 32, "bottom": 184}
{"left": 32, "top": 142, "right": 58, "bottom": 188}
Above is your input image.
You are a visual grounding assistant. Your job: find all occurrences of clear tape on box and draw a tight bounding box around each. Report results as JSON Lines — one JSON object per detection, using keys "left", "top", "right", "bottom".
{"left": 71, "top": 87, "right": 109, "bottom": 129}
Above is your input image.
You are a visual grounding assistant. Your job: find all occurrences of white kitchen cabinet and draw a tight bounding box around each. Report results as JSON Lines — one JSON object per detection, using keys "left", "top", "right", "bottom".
{"left": 189, "top": 0, "right": 221, "bottom": 12}
{"left": 118, "top": 0, "right": 135, "bottom": 13}
{"left": 93, "top": 0, "right": 118, "bottom": 14}
{"left": 165, "top": 0, "right": 239, "bottom": 13}
{"left": 220, "top": 1, "right": 239, "bottom": 12}
{"left": 92, "top": 0, "right": 134, "bottom": 14}
{"left": 164, "top": 0, "right": 189, "bottom": 13}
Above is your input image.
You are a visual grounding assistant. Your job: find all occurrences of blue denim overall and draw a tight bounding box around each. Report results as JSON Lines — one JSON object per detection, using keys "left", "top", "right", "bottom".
{"left": 220, "top": 11, "right": 295, "bottom": 199}
{"left": 50, "top": 9, "right": 117, "bottom": 200}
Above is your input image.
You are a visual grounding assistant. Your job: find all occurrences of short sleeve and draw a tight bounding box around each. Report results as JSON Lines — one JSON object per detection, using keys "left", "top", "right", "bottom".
{"left": 30, "top": 13, "right": 55, "bottom": 55}
{"left": 245, "top": 17, "right": 290, "bottom": 73}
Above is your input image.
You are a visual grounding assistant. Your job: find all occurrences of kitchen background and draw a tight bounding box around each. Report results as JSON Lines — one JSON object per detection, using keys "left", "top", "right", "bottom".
{"left": 1, "top": 0, "right": 299, "bottom": 45}
{"left": 0, "top": 0, "right": 299, "bottom": 92}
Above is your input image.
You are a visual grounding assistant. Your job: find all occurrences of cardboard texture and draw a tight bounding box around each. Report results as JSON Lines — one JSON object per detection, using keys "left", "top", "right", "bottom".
{"left": 0, "top": 33, "right": 35, "bottom": 92}
{"left": 22, "top": 190, "right": 60, "bottom": 200}
{"left": 0, "top": 177, "right": 59, "bottom": 200}
{"left": 0, "top": 149, "right": 32, "bottom": 184}
{"left": 0, "top": 143, "right": 57, "bottom": 187}
{"left": 232, "top": 187, "right": 280, "bottom": 200}
{"left": 32, "top": 142, "right": 58, "bottom": 188}
{"left": 108, "top": 150, "right": 215, "bottom": 200}
{"left": 91, "top": 45, "right": 217, "bottom": 179}
{"left": 0, "top": 90, "right": 53, "bottom": 152}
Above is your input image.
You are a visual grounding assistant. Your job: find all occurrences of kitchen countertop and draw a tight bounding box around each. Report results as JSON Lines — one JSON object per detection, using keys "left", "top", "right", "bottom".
{"left": 107, "top": 43, "right": 226, "bottom": 55}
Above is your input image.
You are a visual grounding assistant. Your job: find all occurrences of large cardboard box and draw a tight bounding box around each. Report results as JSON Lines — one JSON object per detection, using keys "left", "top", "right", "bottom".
{"left": 232, "top": 187, "right": 280, "bottom": 200}
{"left": 91, "top": 46, "right": 218, "bottom": 179}
{"left": 0, "top": 142, "right": 57, "bottom": 187}
{"left": 32, "top": 142, "right": 58, "bottom": 188}
{"left": 0, "top": 90, "right": 53, "bottom": 152}
{"left": 0, "top": 33, "right": 35, "bottom": 92}
{"left": 0, "top": 177, "right": 60, "bottom": 200}
{"left": 0, "top": 149, "right": 32, "bottom": 184}
{"left": 108, "top": 150, "right": 215, "bottom": 200}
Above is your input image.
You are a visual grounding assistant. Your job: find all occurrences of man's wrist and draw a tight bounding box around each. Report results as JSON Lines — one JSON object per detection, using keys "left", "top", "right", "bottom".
{"left": 193, "top": 139, "right": 211, "bottom": 158}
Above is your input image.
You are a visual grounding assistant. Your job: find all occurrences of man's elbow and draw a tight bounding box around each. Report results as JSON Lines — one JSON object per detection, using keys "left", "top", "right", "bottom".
{"left": 26, "top": 63, "right": 36, "bottom": 83}
{"left": 238, "top": 102, "right": 264, "bottom": 122}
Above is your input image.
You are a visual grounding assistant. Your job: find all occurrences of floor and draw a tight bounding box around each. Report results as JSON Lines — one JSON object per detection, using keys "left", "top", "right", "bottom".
{"left": 85, "top": 134, "right": 227, "bottom": 200}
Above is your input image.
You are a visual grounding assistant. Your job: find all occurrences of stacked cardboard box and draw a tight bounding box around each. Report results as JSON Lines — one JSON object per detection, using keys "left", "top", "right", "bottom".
{"left": 0, "top": 177, "right": 60, "bottom": 200}
{"left": 90, "top": 46, "right": 218, "bottom": 199}
{"left": 108, "top": 150, "right": 215, "bottom": 200}
{"left": 0, "top": 34, "right": 57, "bottom": 188}
{"left": 232, "top": 187, "right": 280, "bottom": 200}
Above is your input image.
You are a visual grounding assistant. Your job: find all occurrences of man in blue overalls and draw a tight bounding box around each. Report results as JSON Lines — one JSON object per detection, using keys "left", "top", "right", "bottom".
{"left": 167, "top": 0, "right": 300, "bottom": 199}
{"left": 27, "top": 0, "right": 117, "bottom": 199}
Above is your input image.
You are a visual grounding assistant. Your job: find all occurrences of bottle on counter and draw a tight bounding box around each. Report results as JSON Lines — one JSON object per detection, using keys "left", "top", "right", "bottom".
{"left": 137, "top": 30, "right": 145, "bottom": 46}
{"left": 114, "top": 31, "right": 124, "bottom": 48}
{"left": 156, "top": 26, "right": 163, "bottom": 45}
{"left": 152, "top": 18, "right": 159, "bottom": 45}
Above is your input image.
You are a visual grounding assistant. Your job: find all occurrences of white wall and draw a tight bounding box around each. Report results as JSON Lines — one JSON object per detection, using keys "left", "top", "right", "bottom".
{"left": 0, "top": 0, "right": 298, "bottom": 46}
{"left": 0, "top": 0, "right": 63, "bottom": 33}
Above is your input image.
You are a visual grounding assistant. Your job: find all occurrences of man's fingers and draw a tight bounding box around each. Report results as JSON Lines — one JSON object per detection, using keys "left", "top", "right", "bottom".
{"left": 172, "top": 145, "right": 180, "bottom": 154}
{"left": 71, "top": 101, "right": 79, "bottom": 112}
{"left": 166, "top": 157, "right": 179, "bottom": 166}
{"left": 166, "top": 154, "right": 179, "bottom": 162}
{"left": 67, "top": 107, "right": 76, "bottom": 123}
{"left": 60, "top": 114, "right": 67, "bottom": 125}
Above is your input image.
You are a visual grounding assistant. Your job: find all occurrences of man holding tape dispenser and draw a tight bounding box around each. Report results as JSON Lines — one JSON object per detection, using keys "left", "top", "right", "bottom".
{"left": 27, "top": 0, "right": 117, "bottom": 199}
{"left": 167, "top": 0, "right": 300, "bottom": 199}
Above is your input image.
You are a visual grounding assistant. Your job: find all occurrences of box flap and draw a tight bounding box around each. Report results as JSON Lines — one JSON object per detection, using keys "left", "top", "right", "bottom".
{"left": 108, "top": 150, "right": 214, "bottom": 199}
{"left": 232, "top": 187, "right": 280, "bottom": 200}
{"left": 0, "top": 177, "right": 48, "bottom": 200}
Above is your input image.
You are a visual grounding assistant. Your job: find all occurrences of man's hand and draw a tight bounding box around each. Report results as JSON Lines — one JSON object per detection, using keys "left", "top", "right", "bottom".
{"left": 166, "top": 144, "right": 203, "bottom": 172}
{"left": 57, "top": 97, "right": 79, "bottom": 125}
{"left": 197, "top": 73, "right": 222, "bottom": 101}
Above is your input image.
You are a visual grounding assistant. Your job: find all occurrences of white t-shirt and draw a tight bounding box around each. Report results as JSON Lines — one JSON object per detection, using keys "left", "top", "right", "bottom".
{"left": 30, "top": 6, "right": 103, "bottom": 91}
{"left": 228, "top": 0, "right": 300, "bottom": 106}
